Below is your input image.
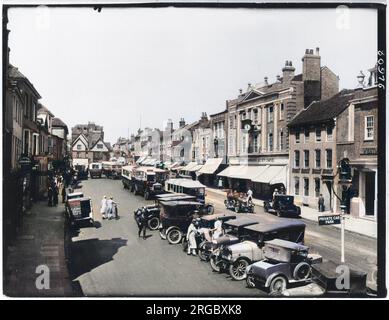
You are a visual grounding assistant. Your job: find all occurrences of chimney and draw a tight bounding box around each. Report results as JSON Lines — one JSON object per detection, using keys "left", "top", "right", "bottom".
{"left": 239, "top": 88, "right": 243, "bottom": 95}
{"left": 264, "top": 76, "right": 268, "bottom": 86}
{"left": 179, "top": 118, "right": 186, "bottom": 128}
{"left": 201, "top": 112, "right": 208, "bottom": 121}
{"left": 302, "top": 47, "right": 321, "bottom": 82}
{"left": 282, "top": 60, "right": 295, "bottom": 83}
{"left": 276, "top": 75, "right": 281, "bottom": 83}
{"left": 247, "top": 83, "right": 252, "bottom": 91}
{"left": 356, "top": 71, "right": 366, "bottom": 89}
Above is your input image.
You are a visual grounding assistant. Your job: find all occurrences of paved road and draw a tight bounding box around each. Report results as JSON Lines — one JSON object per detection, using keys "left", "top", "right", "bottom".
{"left": 68, "top": 178, "right": 377, "bottom": 297}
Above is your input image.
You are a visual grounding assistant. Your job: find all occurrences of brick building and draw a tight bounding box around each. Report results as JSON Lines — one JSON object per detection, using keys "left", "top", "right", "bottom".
{"left": 288, "top": 67, "right": 378, "bottom": 219}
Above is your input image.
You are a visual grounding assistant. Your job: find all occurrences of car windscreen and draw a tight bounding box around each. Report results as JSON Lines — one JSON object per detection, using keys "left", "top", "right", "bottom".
{"left": 277, "top": 196, "right": 294, "bottom": 205}
{"left": 147, "top": 174, "right": 156, "bottom": 182}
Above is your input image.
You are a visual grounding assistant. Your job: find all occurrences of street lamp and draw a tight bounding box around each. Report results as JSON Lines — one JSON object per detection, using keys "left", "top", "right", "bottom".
{"left": 337, "top": 158, "right": 353, "bottom": 263}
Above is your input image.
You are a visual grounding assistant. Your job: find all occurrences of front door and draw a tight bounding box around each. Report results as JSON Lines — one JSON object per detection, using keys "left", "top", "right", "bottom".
{"left": 365, "top": 171, "right": 375, "bottom": 216}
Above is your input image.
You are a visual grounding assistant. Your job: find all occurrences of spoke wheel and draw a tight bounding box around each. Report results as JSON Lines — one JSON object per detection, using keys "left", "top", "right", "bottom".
{"left": 269, "top": 276, "right": 287, "bottom": 295}
{"left": 210, "top": 255, "right": 221, "bottom": 273}
{"left": 246, "top": 275, "right": 256, "bottom": 288}
{"left": 229, "top": 259, "right": 249, "bottom": 281}
{"left": 148, "top": 217, "right": 160, "bottom": 230}
{"left": 167, "top": 228, "right": 182, "bottom": 245}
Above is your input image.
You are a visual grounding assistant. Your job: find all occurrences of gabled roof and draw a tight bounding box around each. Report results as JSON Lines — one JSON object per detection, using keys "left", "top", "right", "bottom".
{"left": 90, "top": 138, "right": 111, "bottom": 152}
{"left": 8, "top": 65, "right": 41, "bottom": 99}
{"left": 72, "top": 133, "right": 88, "bottom": 147}
{"left": 288, "top": 89, "right": 355, "bottom": 127}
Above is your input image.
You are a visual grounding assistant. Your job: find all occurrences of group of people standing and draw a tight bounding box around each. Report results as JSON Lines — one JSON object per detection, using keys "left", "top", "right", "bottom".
{"left": 47, "top": 174, "right": 66, "bottom": 207}
{"left": 100, "top": 196, "right": 119, "bottom": 220}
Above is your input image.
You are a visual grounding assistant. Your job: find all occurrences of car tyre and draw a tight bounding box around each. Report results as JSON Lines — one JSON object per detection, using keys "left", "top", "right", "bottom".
{"left": 269, "top": 276, "right": 287, "bottom": 295}
{"left": 229, "top": 258, "right": 249, "bottom": 281}
{"left": 210, "top": 255, "right": 222, "bottom": 273}
{"left": 293, "top": 262, "right": 311, "bottom": 280}
{"left": 167, "top": 228, "right": 182, "bottom": 245}
{"left": 207, "top": 205, "right": 214, "bottom": 215}
{"left": 148, "top": 217, "right": 160, "bottom": 230}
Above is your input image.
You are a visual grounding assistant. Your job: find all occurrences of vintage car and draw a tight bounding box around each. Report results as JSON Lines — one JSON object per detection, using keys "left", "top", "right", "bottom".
{"left": 218, "top": 220, "right": 306, "bottom": 281}
{"left": 245, "top": 239, "right": 322, "bottom": 294}
{"left": 165, "top": 178, "right": 214, "bottom": 213}
{"left": 224, "top": 193, "right": 255, "bottom": 213}
{"left": 65, "top": 196, "right": 94, "bottom": 226}
{"left": 159, "top": 200, "right": 211, "bottom": 244}
{"left": 102, "top": 161, "right": 122, "bottom": 179}
{"left": 66, "top": 191, "right": 84, "bottom": 201}
{"left": 121, "top": 165, "right": 136, "bottom": 189}
{"left": 131, "top": 167, "right": 168, "bottom": 200}
{"left": 89, "top": 162, "right": 102, "bottom": 178}
{"left": 263, "top": 195, "right": 301, "bottom": 217}
{"left": 133, "top": 194, "right": 197, "bottom": 230}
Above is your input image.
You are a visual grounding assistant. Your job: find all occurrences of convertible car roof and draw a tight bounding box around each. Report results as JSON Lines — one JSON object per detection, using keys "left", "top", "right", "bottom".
{"left": 201, "top": 212, "right": 236, "bottom": 221}
{"left": 243, "top": 220, "right": 306, "bottom": 233}
{"left": 265, "top": 239, "right": 309, "bottom": 251}
{"left": 160, "top": 200, "right": 202, "bottom": 206}
{"left": 224, "top": 217, "right": 259, "bottom": 228}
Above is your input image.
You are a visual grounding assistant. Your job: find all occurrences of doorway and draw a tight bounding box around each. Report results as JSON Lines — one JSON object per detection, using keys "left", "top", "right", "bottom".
{"left": 364, "top": 171, "right": 376, "bottom": 216}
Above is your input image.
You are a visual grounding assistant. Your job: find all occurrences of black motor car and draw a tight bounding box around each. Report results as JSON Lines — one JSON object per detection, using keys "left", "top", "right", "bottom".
{"left": 159, "top": 200, "right": 210, "bottom": 245}
{"left": 263, "top": 195, "right": 301, "bottom": 217}
{"left": 133, "top": 194, "right": 197, "bottom": 230}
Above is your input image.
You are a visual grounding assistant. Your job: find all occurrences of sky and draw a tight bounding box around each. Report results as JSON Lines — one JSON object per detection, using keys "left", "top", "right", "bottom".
{"left": 7, "top": 7, "right": 377, "bottom": 144}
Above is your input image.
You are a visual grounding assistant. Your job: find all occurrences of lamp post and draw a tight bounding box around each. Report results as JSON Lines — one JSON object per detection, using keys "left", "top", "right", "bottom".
{"left": 337, "top": 158, "right": 353, "bottom": 263}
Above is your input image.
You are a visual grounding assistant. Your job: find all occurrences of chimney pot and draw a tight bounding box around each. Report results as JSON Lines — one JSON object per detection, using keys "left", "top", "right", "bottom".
{"left": 316, "top": 47, "right": 320, "bottom": 55}
{"left": 239, "top": 88, "right": 243, "bottom": 94}
{"left": 305, "top": 49, "right": 309, "bottom": 54}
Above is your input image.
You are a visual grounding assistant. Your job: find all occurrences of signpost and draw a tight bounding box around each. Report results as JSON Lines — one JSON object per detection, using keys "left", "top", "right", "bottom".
{"left": 318, "top": 214, "right": 341, "bottom": 226}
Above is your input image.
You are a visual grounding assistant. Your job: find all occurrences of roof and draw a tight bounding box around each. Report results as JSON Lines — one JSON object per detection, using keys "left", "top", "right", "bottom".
{"left": 52, "top": 117, "right": 68, "bottom": 129}
{"left": 166, "top": 178, "right": 206, "bottom": 189}
{"left": 8, "top": 65, "right": 42, "bottom": 98}
{"left": 158, "top": 195, "right": 197, "bottom": 202}
{"left": 201, "top": 212, "right": 236, "bottom": 221}
{"left": 265, "top": 239, "right": 309, "bottom": 251}
{"left": 160, "top": 200, "right": 203, "bottom": 206}
{"left": 288, "top": 89, "right": 355, "bottom": 127}
{"left": 224, "top": 217, "right": 259, "bottom": 228}
{"left": 198, "top": 158, "right": 223, "bottom": 175}
{"left": 37, "top": 104, "right": 55, "bottom": 117}
{"left": 244, "top": 220, "right": 306, "bottom": 233}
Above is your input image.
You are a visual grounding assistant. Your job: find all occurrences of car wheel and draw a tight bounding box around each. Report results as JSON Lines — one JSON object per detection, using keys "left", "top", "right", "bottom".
{"left": 167, "top": 228, "right": 182, "bottom": 245}
{"left": 210, "top": 255, "right": 221, "bottom": 273}
{"left": 293, "top": 262, "right": 311, "bottom": 280}
{"left": 159, "top": 229, "right": 167, "bottom": 240}
{"left": 148, "top": 217, "right": 160, "bottom": 230}
{"left": 229, "top": 259, "right": 249, "bottom": 281}
{"left": 264, "top": 203, "right": 269, "bottom": 212}
{"left": 198, "top": 243, "right": 208, "bottom": 261}
{"left": 207, "top": 205, "right": 214, "bottom": 214}
{"left": 246, "top": 274, "right": 256, "bottom": 288}
{"left": 269, "top": 276, "right": 287, "bottom": 295}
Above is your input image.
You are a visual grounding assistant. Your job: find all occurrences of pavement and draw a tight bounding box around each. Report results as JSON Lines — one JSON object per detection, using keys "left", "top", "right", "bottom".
{"left": 206, "top": 188, "right": 377, "bottom": 239}
{"left": 3, "top": 200, "right": 75, "bottom": 297}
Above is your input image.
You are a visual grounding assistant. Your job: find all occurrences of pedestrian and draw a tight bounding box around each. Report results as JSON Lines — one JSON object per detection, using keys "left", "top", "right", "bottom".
{"left": 106, "top": 197, "right": 114, "bottom": 220}
{"left": 101, "top": 196, "right": 108, "bottom": 219}
{"left": 218, "top": 178, "right": 223, "bottom": 189}
{"left": 212, "top": 217, "right": 223, "bottom": 241}
{"left": 47, "top": 186, "right": 53, "bottom": 207}
{"left": 318, "top": 194, "right": 325, "bottom": 212}
{"left": 186, "top": 219, "right": 198, "bottom": 256}
{"left": 52, "top": 184, "right": 59, "bottom": 206}
{"left": 272, "top": 188, "right": 279, "bottom": 201}
{"left": 137, "top": 210, "right": 148, "bottom": 239}
{"left": 62, "top": 185, "right": 66, "bottom": 203}
{"left": 247, "top": 187, "right": 253, "bottom": 204}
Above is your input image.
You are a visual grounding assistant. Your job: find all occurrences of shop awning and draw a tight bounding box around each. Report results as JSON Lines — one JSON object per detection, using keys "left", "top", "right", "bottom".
{"left": 252, "top": 165, "right": 287, "bottom": 185}
{"left": 180, "top": 162, "right": 198, "bottom": 171}
{"left": 198, "top": 158, "right": 224, "bottom": 175}
{"left": 166, "top": 178, "right": 206, "bottom": 189}
{"left": 187, "top": 164, "right": 203, "bottom": 172}
{"left": 217, "top": 165, "right": 261, "bottom": 180}
{"left": 136, "top": 156, "right": 146, "bottom": 164}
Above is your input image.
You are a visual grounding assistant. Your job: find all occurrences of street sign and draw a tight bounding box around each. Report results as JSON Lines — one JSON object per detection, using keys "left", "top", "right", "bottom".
{"left": 318, "top": 215, "right": 341, "bottom": 226}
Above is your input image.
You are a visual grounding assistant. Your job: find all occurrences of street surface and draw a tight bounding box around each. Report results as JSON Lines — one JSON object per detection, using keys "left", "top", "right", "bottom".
{"left": 68, "top": 178, "right": 377, "bottom": 297}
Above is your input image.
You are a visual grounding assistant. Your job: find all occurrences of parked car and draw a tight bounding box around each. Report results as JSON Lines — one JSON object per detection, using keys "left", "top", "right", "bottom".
{"left": 65, "top": 197, "right": 94, "bottom": 226}
{"left": 102, "top": 161, "right": 122, "bottom": 179}
{"left": 66, "top": 191, "right": 84, "bottom": 201}
{"left": 218, "top": 220, "right": 306, "bottom": 281}
{"left": 122, "top": 165, "right": 136, "bottom": 189}
{"left": 224, "top": 193, "right": 254, "bottom": 213}
{"left": 89, "top": 162, "right": 102, "bottom": 178}
{"left": 245, "top": 239, "right": 322, "bottom": 294}
{"left": 165, "top": 178, "right": 214, "bottom": 213}
{"left": 263, "top": 195, "right": 301, "bottom": 217}
{"left": 72, "top": 158, "right": 89, "bottom": 180}
{"left": 209, "top": 216, "right": 261, "bottom": 272}
{"left": 133, "top": 193, "right": 197, "bottom": 230}
{"left": 158, "top": 200, "right": 211, "bottom": 244}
